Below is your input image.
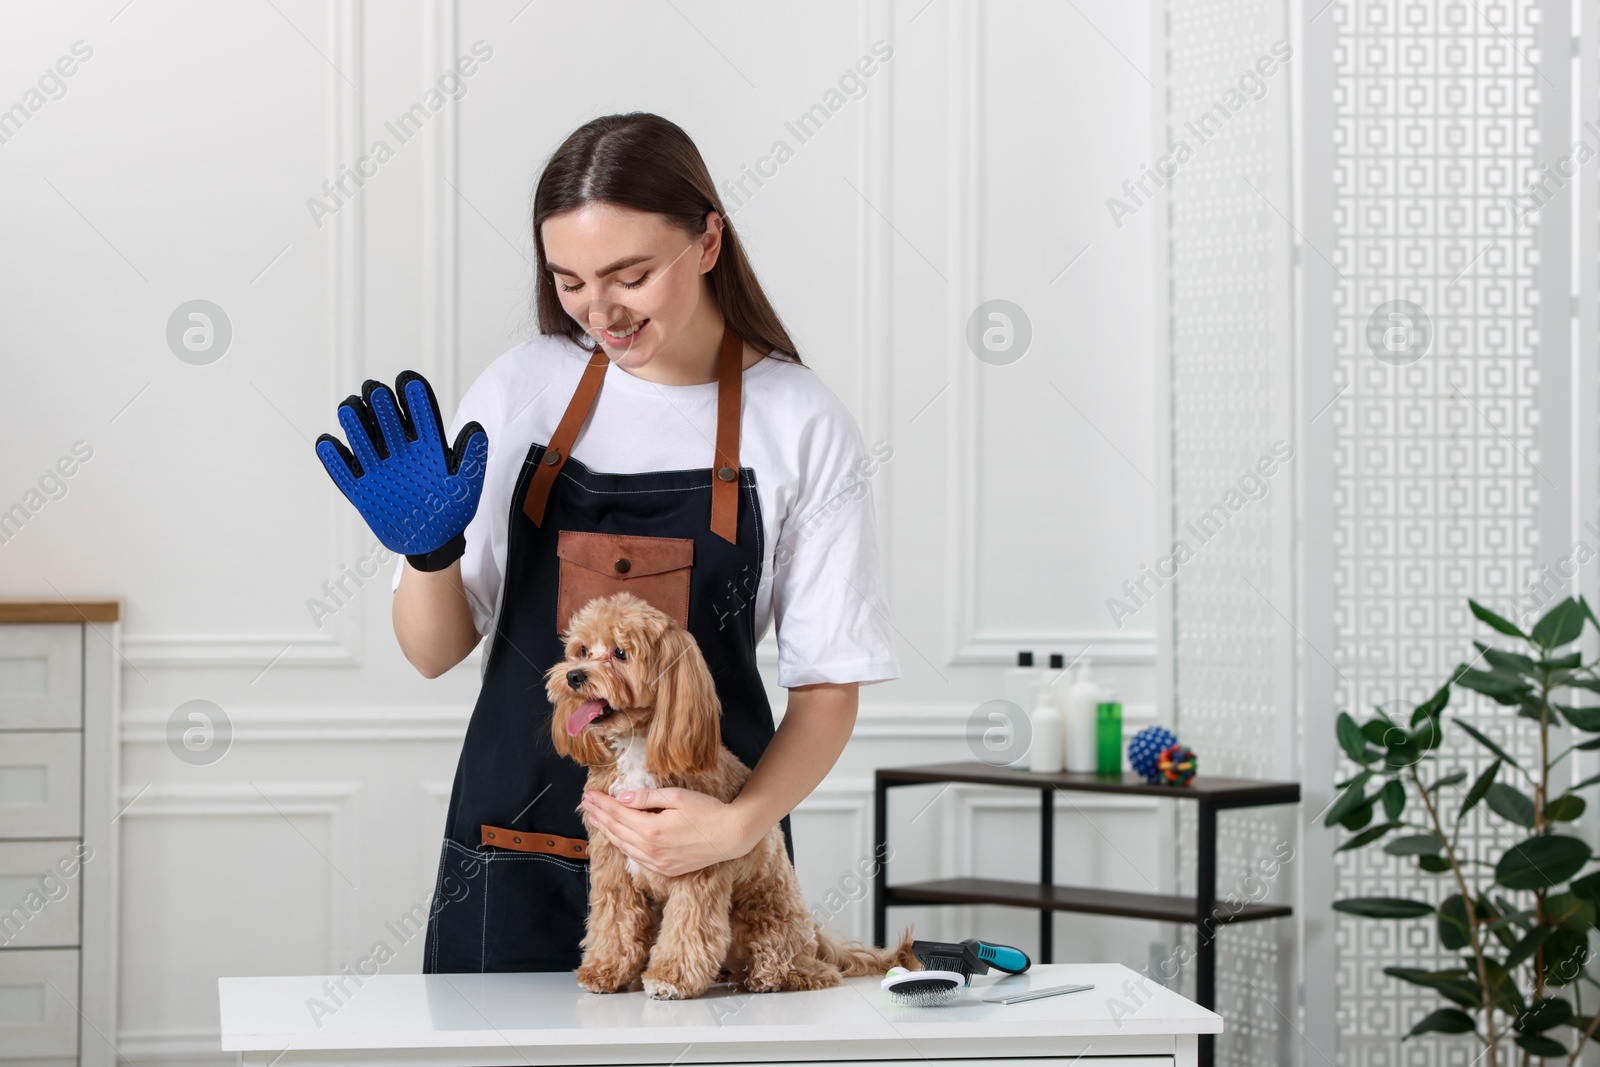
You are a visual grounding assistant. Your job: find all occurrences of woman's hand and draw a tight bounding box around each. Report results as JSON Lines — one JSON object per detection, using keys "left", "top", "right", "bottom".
{"left": 580, "top": 787, "right": 760, "bottom": 877}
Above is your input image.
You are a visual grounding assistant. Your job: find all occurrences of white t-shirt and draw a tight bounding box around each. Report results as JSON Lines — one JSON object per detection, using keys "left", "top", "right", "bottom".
{"left": 390, "top": 332, "right": 901, "bottom": 689}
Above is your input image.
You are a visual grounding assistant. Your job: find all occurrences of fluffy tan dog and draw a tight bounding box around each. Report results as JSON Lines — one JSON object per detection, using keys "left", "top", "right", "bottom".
{"left": 546, "top": 591, "right": 917, "bottom": 999}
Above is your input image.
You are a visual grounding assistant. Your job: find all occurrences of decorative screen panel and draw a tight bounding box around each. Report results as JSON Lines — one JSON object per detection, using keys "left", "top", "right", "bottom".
{"left": 1163, "top": 1, "right": 1297, "bottom": 1065}
{"left": 1329, "top": 1, "right": 1547, "bottom": 1064}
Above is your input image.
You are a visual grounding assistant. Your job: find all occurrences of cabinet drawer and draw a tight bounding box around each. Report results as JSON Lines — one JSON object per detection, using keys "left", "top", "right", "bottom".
{"left": 0, "top": 626, "right": 82, "bottom": 731}
{"left": 0, "top": 840, "right": 84, "bottom": 949}
{"left": 0, "top": 734, "right": 81, "bottom": 839}
{"left": 0, "top": 947, "right": 78, "bottom": 1060}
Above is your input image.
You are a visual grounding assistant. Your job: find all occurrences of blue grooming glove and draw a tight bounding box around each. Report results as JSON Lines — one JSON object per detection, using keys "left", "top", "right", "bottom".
{"left": 314, "top": 371, "right": 489, "bottom": 571}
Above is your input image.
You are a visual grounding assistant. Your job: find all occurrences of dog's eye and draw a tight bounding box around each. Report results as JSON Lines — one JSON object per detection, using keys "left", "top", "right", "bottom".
{"left": 613, "top": 647, "right": 626, "bottom": 662}
{"left": 579, "top": 645, "right": 588, "bottom": 657}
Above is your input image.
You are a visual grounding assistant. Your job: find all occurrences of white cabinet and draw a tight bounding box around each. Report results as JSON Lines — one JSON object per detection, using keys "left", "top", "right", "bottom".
{"left": 0, "top": 603, "right": 120, "bottom": 1067}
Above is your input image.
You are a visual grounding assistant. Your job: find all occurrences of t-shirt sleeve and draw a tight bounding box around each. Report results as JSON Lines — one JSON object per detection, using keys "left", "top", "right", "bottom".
{"left": 768, "top": 389, "right": 901, "bottom": 688}
{"left": 389, "top": 372, "right": 503, "bottom": 640}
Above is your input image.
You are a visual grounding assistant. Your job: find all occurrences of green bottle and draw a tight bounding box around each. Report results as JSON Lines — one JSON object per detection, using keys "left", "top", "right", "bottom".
{"left": 1096, "top": 688, "right": 1122, "bottom": 776}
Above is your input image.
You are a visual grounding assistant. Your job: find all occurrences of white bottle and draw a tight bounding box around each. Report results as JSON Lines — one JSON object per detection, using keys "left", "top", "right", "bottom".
{"left": 1063, "top": 659, "right": 1102, "bottom": 773}
{"left": 1003, "top": 651, "right": 1047, "bottom": 716}
{"left": 1027, "top": 685, "right": 1064, "bottom": 774}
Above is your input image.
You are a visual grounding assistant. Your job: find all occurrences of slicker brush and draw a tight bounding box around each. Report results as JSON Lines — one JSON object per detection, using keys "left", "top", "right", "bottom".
{"left": 880, "top": 938, "right": 1033, "bottom": 1006}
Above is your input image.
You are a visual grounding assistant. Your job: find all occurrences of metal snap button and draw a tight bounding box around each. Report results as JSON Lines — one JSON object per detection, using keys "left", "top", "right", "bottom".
{"left": 717, "top": 466, "right": 737, "bottom": 481}
{"left": 543, "top": 448, "right": 562, "bottom": 465}
{"left": 512, "top": 836, "right": 522, "bottom": 844}
{"left": 614, "top": 558, "right": 631, "bottom": 573}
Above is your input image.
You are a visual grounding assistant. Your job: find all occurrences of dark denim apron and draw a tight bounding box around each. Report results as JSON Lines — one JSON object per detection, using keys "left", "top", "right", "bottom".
{"left": 423, "top": 326, "right": 791, "bottom": 973}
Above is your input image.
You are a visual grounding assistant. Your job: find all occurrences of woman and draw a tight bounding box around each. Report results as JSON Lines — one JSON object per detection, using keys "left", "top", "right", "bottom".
{"left": 319, "top": 112, "right": 900, "bottom": 973}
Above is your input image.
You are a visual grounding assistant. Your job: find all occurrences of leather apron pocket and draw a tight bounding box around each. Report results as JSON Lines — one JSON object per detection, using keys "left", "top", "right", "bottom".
{"left": 428, "top": 839, "right": 591, "bottom": 972}
{"left": 555, "top": 529, "right": 693, "bottom": 634}
{"left": 482, "top": 850, "right": 590, "bottom": 972}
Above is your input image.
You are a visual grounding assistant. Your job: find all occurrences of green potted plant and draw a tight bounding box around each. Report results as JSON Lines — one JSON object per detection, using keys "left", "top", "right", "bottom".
{"left": 1330, "top": 595, "right": 1600, "bottom": 1065}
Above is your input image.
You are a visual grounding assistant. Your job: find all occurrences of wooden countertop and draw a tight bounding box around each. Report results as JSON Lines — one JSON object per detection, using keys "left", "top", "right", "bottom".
{"left": 0, "top": 598, "right": 120, "bottom": 623}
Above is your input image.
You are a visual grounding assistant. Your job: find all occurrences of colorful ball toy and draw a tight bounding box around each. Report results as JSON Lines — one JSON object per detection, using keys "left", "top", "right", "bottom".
{"left": 1156, "top": 744, "right": 1198, "bottom": 786}
{"left": 1128, "top": 725, "right": 1178, "bottom": 783}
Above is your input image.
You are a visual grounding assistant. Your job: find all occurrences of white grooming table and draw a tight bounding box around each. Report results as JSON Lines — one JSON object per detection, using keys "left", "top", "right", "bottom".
{"left": 218, "top": 962, "right": 1221, "bottom": 1066}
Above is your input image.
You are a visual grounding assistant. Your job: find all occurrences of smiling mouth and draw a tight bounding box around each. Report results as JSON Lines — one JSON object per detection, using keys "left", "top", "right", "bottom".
{"left": 566, "top": 698, "right": 615, "bottom": 736}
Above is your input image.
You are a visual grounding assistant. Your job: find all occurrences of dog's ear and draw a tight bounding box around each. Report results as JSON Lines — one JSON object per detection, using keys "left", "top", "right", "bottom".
{"left": 645, "top": 624, "right": 721, "bottom": 778}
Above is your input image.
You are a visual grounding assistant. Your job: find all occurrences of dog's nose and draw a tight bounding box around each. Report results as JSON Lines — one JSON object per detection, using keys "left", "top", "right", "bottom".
{"left": 566, "top": 668, "right": 588, "bottom": 690}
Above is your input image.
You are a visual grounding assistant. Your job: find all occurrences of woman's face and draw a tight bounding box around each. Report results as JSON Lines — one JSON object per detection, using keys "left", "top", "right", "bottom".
{"left": 542, "top": 202, "right": 716, "bottom": 372}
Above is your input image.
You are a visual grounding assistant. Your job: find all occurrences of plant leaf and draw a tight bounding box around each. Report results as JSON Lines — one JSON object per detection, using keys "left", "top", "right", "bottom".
{"left": 1381, "top": 779, "right": 1405, "bottom": 819}
{"left": 1418, "top": 854, "right": 1452, "bottom": 873}
{"left": 1477, "top": 642, "right": 1539, "bottom": 676}
{"left": 1455, "top": 721, "right": 1522, "bottom": 771}
{"left": 1410, "top": 682, "right": 1451, "bottom": 726}
{"left": 1470, "top": 599, "right": 1530, "bottom": 640}
{"left": 1482, "top": 958, "right": 1526, "bottom": 1016}
{"left": 1531, "top": 597, "right": 1586, "bottom": 650}
{"left": 1339, "top": 798, "right": 1376, "bottom": 831}
{"left": 1337, "top": 821, "right": 1397, "bottom": 852}
{"left": 1542, "top": 891, "right": 1594, "bottom": 931}
{"left": 1485, "top": 782, "right": 1537, "bottom": 828}
{"left": 1459, "top": 759, "right": 1502, "bottom": 820}
{"left": 1496, "top": 835, "right": 1594, "bottom": 890}
{"left": 1543, "top": 927, "right": 1592, "bottom": 987}
{"left": 1516, "top": 1036, "right": 1568, "bottom": 1062}
{"left": 1437, "top": 894, "right": 1471, "bottom": 951}
{"left": 1504, "top": 925, "right": 1556, "bottom": 970}
{"left": 1404, "top": 1007, "right": 1477, "bottom": 1038}
{"left": 1515, "top": 1032, "right": 1569, "bottom": 1057}
{"left": 1453, "top": 666, "right": 1532, "bottom": 705}
{"left": 1427, "top": 770, "right": 1468, "bottom": 792}
{"left": 1569, "top": 871, "right": 1600, "bottom": 903}
{"left": 1322, "top": 771, "right": 1373, "bottom": 828}
{"left": 1336, "top": 712, "right": 1371, "bottom": 766}
{"left": 1384, "top": 965, "right": 1469, "bottom": 987}
{"left": 1545, "top": 793, "right": 1586, "bottom": 823}
{"left": 1578, "top": 593, "right": 1600, "bottom": 633}
{"left": 1557, "top": 704, "right": 1600, "bottom": 731}
{"left": 1384, "top": 833, "right": 1443, "bottom": 856}
{"left": 1336, "top": 897, "right": 1435, "bottom": 919}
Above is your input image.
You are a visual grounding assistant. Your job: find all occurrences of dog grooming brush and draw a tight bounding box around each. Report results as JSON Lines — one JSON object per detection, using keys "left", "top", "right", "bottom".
{"left": 881, "top": 938, "right": 1033, "bottom": 1007}
{"left": 913, "top": 938, "right": 1031, "bottom": 979}
{"left": 880, "top": 965, "right": 967, "bottom": 1007}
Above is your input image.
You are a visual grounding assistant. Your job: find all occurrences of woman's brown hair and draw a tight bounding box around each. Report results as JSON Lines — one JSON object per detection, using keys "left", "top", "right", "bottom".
{"left": 530, "top": 112, "right": 805, "bottom": 367}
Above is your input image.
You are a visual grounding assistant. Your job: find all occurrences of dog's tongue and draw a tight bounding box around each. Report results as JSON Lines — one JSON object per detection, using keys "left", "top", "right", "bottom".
{"left": 566, "top": 699, "right": 607, "bottom": 737}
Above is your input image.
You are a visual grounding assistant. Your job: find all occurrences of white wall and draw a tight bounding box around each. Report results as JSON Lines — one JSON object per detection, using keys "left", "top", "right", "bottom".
{"left": 0, "top": 1, "right": 1156, "bottom": 1060}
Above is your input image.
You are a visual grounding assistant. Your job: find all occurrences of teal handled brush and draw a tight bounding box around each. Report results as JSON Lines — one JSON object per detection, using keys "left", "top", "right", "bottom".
{"left": 914, "top": 938, "right": 1031, "bottom": 979}
{"left": 881, "top": 938, "right": 1032, "bottom": 1006}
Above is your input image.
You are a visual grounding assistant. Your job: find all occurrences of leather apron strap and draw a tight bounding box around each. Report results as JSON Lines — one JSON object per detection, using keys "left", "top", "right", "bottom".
{"left": 522, "top": 326, "right": 744, "bottom": 544}
{"left": 480, "top": 824, "right": 590, "bottom": 859}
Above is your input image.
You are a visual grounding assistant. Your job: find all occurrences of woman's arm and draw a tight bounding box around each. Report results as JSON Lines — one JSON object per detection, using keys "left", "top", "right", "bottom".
{"left": 392, "top": 559, "right": 482, "bottom": 678}
{"left": 579, "top": 681, "right": 860, "bottom": 875}
{"left": 727, "top": 681, "right": 859, "bottom": 845}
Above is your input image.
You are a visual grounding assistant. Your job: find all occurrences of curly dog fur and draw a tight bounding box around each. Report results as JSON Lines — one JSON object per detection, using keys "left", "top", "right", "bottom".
{"left": 545, "top": 591, "right": 918, "bottom": 999}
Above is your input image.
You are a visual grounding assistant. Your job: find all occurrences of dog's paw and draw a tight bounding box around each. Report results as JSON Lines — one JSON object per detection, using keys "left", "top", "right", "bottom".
{"left": 643, "top": 975, "right": 691, "bottom": 1000}
{"left": 642, "top": 959, "right": 714, "bottom": 1000}
{"left": 576, "top": 961, "right": 637, "bottom": 994}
